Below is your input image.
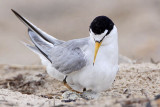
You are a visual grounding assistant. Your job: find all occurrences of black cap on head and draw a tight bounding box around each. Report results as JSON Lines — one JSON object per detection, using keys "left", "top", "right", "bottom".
{"left": 90, "top": 16, "right": 114, "bottom": 35}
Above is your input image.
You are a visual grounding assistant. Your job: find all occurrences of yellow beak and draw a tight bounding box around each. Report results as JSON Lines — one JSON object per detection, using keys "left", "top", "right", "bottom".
{"left": 93, "top": 41, "right": 102, "bottom": 65}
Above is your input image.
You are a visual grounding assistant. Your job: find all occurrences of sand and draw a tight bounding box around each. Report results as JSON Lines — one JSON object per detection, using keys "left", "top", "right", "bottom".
{"left": 0, "top": 63, "right": 160, "bottom": 107}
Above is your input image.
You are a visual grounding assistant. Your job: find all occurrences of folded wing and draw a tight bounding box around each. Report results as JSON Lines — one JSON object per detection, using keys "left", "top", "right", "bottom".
{"left": 50, "top": 38, "right": 88, "bottom": 74}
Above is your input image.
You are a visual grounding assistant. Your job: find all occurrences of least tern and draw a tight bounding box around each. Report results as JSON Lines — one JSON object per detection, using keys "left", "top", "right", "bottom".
{"left": 12, "top": 9, "right": 118, "bottom": 94}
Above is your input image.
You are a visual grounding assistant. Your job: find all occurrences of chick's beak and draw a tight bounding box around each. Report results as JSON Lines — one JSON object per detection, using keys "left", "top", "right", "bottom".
{"left": 93, "top": 41, "right": 102, "bottom": 65}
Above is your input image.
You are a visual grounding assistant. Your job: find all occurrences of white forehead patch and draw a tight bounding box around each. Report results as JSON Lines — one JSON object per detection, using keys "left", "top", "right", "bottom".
{"left": 89, "top": 29, "right": 108, "bottom": 42}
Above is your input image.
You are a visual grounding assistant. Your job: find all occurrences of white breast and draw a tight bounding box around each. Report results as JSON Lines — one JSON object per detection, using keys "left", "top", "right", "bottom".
{"left": 68, "top": 41, "right": 118, "bottom": 92}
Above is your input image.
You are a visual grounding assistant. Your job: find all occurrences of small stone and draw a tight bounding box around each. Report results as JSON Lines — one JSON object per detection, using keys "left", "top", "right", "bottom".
{"left": 62, "top": 91, "right": 80, "bottom": 101}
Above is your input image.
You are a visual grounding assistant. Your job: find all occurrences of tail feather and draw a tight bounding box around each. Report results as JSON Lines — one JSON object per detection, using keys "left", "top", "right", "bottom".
{"left": 21, "top": 41, "right": 40, "bottom": 54}
{"left": 22, "top": 42, "right": 51, "bottom": 65}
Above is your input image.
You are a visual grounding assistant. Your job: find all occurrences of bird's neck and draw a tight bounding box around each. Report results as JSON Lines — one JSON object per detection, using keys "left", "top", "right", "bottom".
{"left": 88, "top": 34, "right": 118, "bottom": 65}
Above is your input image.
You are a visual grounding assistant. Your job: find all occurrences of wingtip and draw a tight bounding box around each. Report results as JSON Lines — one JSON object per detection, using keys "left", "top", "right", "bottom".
{"left": 11, "top": 9, "right": 16, "bottom": 14}
{"left": 11, "top": 9, "right": 14, "bottom": 12}
{"left": 11, "top": 9, "right": 22, "bottom": 19}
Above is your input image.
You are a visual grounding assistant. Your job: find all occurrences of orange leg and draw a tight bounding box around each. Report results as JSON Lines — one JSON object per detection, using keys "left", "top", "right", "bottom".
{"left": 63, "top": 76, "right": 82, "bottom": 94}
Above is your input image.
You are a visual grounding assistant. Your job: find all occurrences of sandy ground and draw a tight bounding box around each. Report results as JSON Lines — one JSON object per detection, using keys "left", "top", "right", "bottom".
{"left": 0, "top": 63, "right": 160, "bottom": 107}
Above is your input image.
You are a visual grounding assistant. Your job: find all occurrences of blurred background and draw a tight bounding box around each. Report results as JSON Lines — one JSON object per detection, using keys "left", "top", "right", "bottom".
{"left": 0, "top": 0, "right": 160, "bottom": 65}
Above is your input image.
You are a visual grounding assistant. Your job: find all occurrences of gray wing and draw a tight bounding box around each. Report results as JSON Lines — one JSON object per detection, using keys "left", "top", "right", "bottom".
{"left": 28, "top": 29, "right": 89, "bottom": 74}
{"left": 50, "top": 38, "right": 89, "bottom": 74}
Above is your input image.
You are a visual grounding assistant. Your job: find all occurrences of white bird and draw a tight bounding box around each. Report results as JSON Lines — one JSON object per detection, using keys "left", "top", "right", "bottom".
{"left": 12, "top": 9, "right": 118, "bottom": 94}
